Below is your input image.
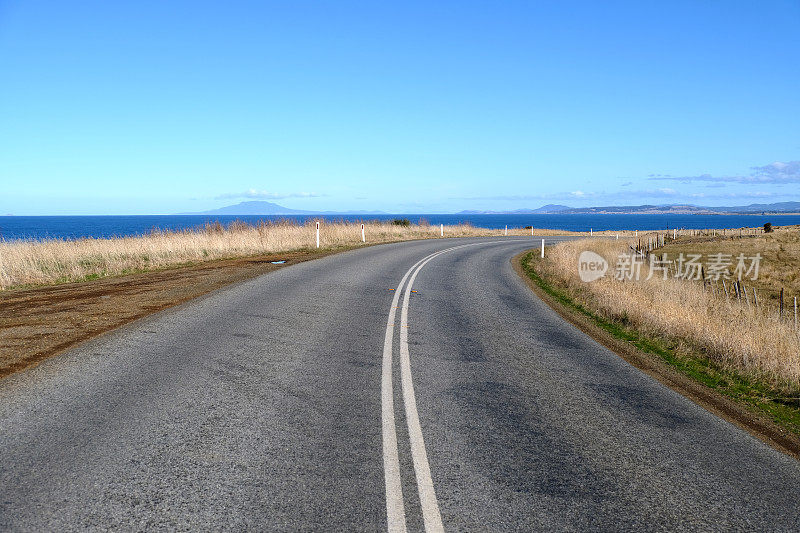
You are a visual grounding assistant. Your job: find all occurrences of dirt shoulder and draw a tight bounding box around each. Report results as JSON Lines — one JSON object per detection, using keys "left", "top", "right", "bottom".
{"left": 512, "top": 250, "right": 800, "bottom": 460}
{"left": 0, "top": 249, "right": 338, "bottom": 379}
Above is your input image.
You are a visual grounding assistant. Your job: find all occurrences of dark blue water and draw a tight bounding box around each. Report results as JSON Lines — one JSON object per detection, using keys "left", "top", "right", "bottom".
{"left": 1, "top": 214, "right": 798, "bottom": 241}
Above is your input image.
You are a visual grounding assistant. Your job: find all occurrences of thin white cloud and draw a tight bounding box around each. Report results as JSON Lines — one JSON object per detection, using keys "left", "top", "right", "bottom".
{"left": 449, "top": 159, "right": 800, "bottom": 207}
{"left": 215, "top": 189, "right": 325, "bottom": 200}
{"left": 648, "top": 160, "right": 800, "bottom": 184}
{"left": 460, "top": 188, "right": 792, "bottom": 205}
{"left": 449, "top": 193, "right": 562, "bottom": 201}
{"left": 687, "top": 191, "right": 777, "bottom": 200}
{"left": 597, "top": 189, "right": 782, "bottom": 201}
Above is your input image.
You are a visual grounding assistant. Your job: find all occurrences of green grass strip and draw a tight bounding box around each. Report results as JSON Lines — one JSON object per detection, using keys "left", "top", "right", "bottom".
{"left": 520, "top": 251, "right": 800, "bottom": 437}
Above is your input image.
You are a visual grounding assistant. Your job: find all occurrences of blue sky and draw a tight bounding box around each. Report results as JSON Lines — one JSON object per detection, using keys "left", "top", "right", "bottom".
{"left": 1, "top": 0, "right": 799, "bottom": 215}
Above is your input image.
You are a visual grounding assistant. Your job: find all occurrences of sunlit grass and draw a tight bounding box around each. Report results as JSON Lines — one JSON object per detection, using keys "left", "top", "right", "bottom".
{"left": 0, "top": 219, "right": 575, "bottom": 290}
{"left": 535, "top": 232, "right": 800, "bottom": 390}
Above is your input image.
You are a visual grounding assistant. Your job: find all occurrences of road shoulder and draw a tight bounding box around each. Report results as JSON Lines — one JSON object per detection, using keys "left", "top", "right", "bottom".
{"left": 0, "top": 250, "right": 340, "bottom": 379}
{"left": 512, "top": 250, "right": 800, "bottom": 460}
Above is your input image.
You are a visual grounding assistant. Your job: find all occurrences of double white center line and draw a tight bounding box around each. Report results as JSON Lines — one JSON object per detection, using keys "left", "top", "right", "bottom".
{"left": 381, "top": 243, "right": 486, "bottom": 533}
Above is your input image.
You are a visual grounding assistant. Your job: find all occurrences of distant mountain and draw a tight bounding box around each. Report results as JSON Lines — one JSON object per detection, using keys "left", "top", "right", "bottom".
{"left": 457, "top": 204, "right": 571, "bottom": 215}
{"left": 457, "top": 201, "right": 800, "bottom": 215}
{"left": 554, "top": 204, "right": 716, "bottom": 214}
{"left": 182, "top": 200, "right": 800, "bottom": 216}
{"left": 182, "top": 201, "right": 314, "bottom": 215}
{"left": 530, "top": 204, "right": 572, "bottom": 213}
{"left": 181, "top": 201, "right": 386, "bottom": 216}
{"left": 721, "top": 201, "right": 800, "bottom": 213}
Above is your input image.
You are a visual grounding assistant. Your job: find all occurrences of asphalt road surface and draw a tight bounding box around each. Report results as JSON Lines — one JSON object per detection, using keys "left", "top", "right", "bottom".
{"left": 2, "top": 237, "right": 800, "bottom": 531}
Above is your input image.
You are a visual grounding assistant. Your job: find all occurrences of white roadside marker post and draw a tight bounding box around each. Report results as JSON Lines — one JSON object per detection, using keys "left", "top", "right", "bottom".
{"left": 541, "top": 238, "right": 545, "bottom": 258}
{"left": 440, "top": 223, "right": 444, "bottom": 237}
{"left": 590, "top": 228, "right": 592, "bottom": 236}
{"left": 531, "top": 226, "right": 534, "bottom": 236}
{"left": 505, "top": 225, "right": 508, "bottom": 236}
{"left": 616, "top": 234, "right": 619, "bottom": 240}
{"left": 316, "top": 221, "right": 320, "bottom": 249}
{"left": 361, "top": 223, "right": 365, "bottom": 242}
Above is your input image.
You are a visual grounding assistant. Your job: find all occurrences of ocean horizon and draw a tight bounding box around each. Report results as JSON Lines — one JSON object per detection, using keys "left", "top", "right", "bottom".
{"left": 1, "top": 214, "right": 799, "bottom": 241}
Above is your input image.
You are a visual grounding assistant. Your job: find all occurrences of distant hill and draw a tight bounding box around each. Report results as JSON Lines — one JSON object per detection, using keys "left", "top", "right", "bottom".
{"left": 553, "top": 204, "right": 716, "bottom": 214}
{"left": 457, "top": 204, "right": 571, "bottom": 215}
{"left": 183, "top": 200, "right": 800, "bottom": 216}
{"left": 722, "top": 201, "right": 800, "bottom": 213}
{"left": 181, "top": 201, "right": 385, "bottom": 216}
{"left": 530, "top": 204, "right": 572, "bottom": 213}
{"left": 460, "top": 201, "right": 800, "bottom": 215}
{"left": 182, "top": 201, "right": 314, "bottom": 215}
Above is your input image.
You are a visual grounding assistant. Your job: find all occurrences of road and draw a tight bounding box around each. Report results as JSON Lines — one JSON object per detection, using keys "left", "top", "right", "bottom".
{"left": 2, "top": 237, "right": 800, "bottom": 531}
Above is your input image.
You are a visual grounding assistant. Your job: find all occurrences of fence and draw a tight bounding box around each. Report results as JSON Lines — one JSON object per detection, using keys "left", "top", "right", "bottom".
{"left": 628, "top": 226, "right": 799, "bottom": 332}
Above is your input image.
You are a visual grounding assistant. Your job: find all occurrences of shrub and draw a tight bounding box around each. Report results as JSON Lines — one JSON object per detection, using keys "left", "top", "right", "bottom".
{"left": 764, "top": 222, "right": 773, "bottom": 233}
{"left": 391, "top": 218, "right": 411, "bottom": 227}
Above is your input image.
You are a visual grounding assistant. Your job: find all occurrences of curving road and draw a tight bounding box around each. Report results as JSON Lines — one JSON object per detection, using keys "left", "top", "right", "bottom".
{"left": 2, "top": 237, "right": 800, "bottom": 531}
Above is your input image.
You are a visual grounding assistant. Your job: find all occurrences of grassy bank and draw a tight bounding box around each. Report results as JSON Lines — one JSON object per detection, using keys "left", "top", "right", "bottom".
{"left": 658, "top": 225, "right": 800, "bottom": 309}
{"left": 0, "top": 219, "right": 578, "bottom": 290}
{"left": 521, "top": 232, "right": 800, "bottom": 436}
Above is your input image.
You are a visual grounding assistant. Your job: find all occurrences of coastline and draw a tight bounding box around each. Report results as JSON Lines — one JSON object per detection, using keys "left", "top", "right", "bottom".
{"left": 3, "top": 213, "right": 800, "bottom": 241}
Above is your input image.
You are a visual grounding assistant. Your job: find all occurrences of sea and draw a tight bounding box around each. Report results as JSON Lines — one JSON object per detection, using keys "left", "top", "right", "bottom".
{"left": 1, "top": 214, "right": 799, "bottom": 241}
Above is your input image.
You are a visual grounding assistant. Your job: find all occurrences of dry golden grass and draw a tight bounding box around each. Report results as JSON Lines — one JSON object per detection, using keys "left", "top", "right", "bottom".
{"left": 536, "top": 236, "right": 800, "bottom": 389}
{"left": 0, "top": 219, "right": 579, "bottom": 290}
{"left": 658, "top": 225, "right": 800, "bottom": 308}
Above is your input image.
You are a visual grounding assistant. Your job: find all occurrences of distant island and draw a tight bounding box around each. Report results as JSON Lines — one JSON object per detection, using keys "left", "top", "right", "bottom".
{"left": 182, "top": 200, "right": 800, "bottom": 216}
{"left": 457, "top": 201, "right": 800, "bottom": 215}
{"left": 180, "top": 201, "right": 385, "bottom": 216}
